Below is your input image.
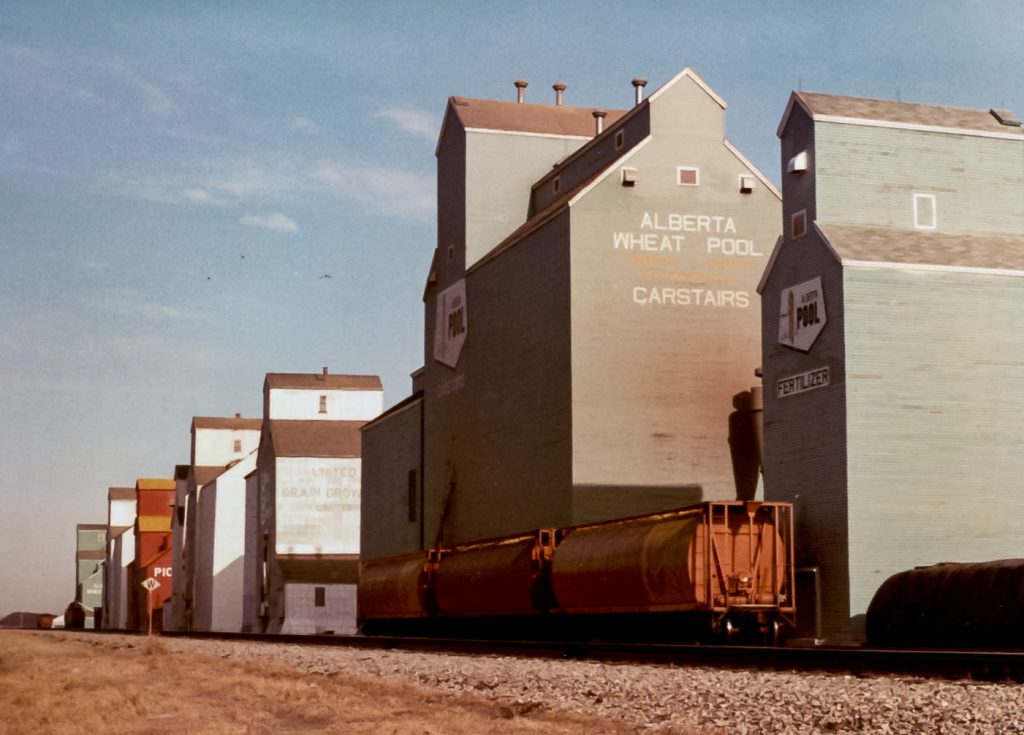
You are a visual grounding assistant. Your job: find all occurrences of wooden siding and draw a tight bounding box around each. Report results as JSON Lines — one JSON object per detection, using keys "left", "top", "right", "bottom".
{"left": 779, "top": 103, "right": 817, "bottom": 231}
{"left": 422, "top": 212, "right": 574, "bottom": 545}
{"left": 815, "top": 122, "right": 1024, "bottom": 236}
{"left": 360, "top": 399, "right": 423, "bottom": 560}
{"left": 569, "top": 72, "right": 780, "bottom": 521}
{"left": 761, "top": 231, "right": 852, "bottom": 639}
{"left": 843, "top": 265, "right": 1024, "bottom": 619}
{"left": 465, "top": 131, "right": 587, "bottom": 268}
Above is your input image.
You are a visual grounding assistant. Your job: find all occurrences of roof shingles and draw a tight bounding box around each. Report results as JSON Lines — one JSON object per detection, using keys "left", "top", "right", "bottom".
{"left": 798, "top": 91, "right": 1024, "bottom": 136}
{"left": 819, "top": 223, "right": 1024, "bottom": 271}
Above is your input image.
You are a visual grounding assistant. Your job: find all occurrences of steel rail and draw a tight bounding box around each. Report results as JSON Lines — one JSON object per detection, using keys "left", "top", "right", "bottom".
{"left": 150, "top": 630, "right": 1024, "bottom": 682}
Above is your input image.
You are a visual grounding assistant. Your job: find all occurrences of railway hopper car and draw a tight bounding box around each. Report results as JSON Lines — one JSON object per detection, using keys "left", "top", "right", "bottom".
{"left": 358, "top": 501, "right": 795, "bottom": 642}
{"left": 866, "top": 560, "right": 1024, "bottom": 648}
{"left": 552, "top": 501, "right": 794, "bottom": 640}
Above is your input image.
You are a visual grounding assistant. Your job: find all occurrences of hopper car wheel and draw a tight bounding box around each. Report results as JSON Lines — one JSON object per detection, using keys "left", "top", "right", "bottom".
{"left": 767, "top": 618, "right": 783, "bottom": 645}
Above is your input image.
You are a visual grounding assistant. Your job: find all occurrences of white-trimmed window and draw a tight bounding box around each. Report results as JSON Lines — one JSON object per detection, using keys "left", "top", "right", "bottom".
{"left": 739, "top": 174, "right": 756, "bottom": 194}
{"left": 677, "top": 167, "right": 699, "bottom": 186}
{"left": 318, "top": 395, "right": 327, "bottom": 413}
{"left": 791, "top": 209, "right": 807, "bottom": 239}
{"left": 913, "top": 193, "right": 937, "bottom": 229}
{"left": 620, "top": 167, "right": 637, "bottom": 187}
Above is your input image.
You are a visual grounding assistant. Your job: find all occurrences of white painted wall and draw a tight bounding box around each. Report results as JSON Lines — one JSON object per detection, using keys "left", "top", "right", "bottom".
{"left": 193, "top": 427, "right": 261, "bottom": 467}
{"left": 241, "top": 471, "right": 261, "bottom": 632}
{"left": 268, "top": 388, "right": 383, "bottom": 421}
{"left": 109, "top": 499, "right": 136, "bottom": 528}
{"left": 106, "top": 529, "right": 135, "bottom": 629}
{"left": 274, "top": 457, "right": 361, "bottom": 555}
{"left": 193, "top": 453, "right": 256, "bottom": 632}
{"left": 280, "top": 583, "right": 357, "bottom": 635}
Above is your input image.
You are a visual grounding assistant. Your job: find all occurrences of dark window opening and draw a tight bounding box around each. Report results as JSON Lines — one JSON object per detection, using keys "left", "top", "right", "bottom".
{"left": 233, "top": 439, "right": 242, "bottom": 452}
{"left": 314, "top": 586, "right": 326, "bottom": 607}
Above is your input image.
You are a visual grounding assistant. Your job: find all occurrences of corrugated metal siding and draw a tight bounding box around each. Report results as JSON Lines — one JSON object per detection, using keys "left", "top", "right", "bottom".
{"left": 844, "top": 265, "right": 1024, "bottom": 618}
{"left": 816, "top": 122, "right": 1024, "bottom": 235}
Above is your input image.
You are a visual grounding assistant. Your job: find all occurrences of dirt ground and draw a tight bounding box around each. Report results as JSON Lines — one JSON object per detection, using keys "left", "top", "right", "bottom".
{"left": 0, "top": 631, "right": 639, "bottom": 734}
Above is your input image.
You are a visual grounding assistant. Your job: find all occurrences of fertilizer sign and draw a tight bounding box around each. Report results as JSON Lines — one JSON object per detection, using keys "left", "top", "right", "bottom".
{"left": 778, "top": 276, "right": 826, "bottom": 352}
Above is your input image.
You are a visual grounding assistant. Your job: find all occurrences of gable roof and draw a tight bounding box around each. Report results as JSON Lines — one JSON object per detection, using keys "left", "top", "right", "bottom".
{"left": 779, "top": 90, "right": 1024, "bottom": 139}
{"left": 264, "top": 372, "right": 382, "bottom": 391}
{"left": 108, "top": 486, "right": 136, "bottom": 501}
{"left": 448, "top": 96, "right": 626, "bottom": 137}
{"left": 136, "top": 478, "right": 175, "bottom": 491}
{"left": 192, "top": 416, "right": 262, "bottom": 431}
{"left": 193, "top": 465, "right": 229, "bottom": 487}
{"left": 267, "top": 420, "right": 363, "bottom": 458}
{"left": 818, "top": 223, "right": 1024, "bottom": 274}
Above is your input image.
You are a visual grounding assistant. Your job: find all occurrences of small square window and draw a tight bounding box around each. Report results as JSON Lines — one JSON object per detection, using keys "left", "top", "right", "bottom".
{"left": 913, "top": 193, "right": 937, "bottom": 229}
{"left": 791, "top": 210, "right": 807, "bottom": 239}
{"left": 615, "top": 130, "right": 625, "bottom": 150}
{"left": 739, "top": 175, "right": 756, "bottom": 194}
{"left": 314, "top": 586, "right": 325, "bottom": 607}
{"left": 620, "top": 167, "right": 637, "bottom": 187}
{"left": 677, "top": 167, "right": 699, "bottom": 186}
{"left": 318, "top": 395, "right": 327, "bottom": 413}
{"left": 233, "top": 439, "right": 242, "bottom": 453}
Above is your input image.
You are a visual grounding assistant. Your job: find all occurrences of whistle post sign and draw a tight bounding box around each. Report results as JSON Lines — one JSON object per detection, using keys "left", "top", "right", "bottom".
{"left": 779, "top": 276, "right": 826, "bottom": 352}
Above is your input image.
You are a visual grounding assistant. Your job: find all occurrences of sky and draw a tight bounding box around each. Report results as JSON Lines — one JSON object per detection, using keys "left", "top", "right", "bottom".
{"left": 2, "top": 1, "right": 1022, "bottom": 615}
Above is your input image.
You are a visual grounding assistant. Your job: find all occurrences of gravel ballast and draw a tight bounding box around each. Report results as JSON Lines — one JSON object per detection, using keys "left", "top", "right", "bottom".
{"left": 149, "top": 636, "right": 1024, "bottom": 733}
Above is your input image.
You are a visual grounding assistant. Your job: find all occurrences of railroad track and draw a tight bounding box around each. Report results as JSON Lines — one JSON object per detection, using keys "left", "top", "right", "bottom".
{"left": 152, "top": 630, "right": 1024, "bottom": 682}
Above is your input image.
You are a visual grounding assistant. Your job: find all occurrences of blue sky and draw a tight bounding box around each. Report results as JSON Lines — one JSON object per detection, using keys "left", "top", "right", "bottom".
{"left": 2, "top": 1, "right": 1022, "bottom": 614}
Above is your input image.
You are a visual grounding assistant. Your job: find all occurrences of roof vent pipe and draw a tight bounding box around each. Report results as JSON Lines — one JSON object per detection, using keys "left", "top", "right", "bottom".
{"left": 592, "top": 109, "right": 607, "bottom": 136}
{"left": 632, "top": 78, "right": 648, "bottom": 106}
{"left": 553, "top": 82, "right": 566, "bottom": 106}
{"left": 514, "top": 79, "right": 528, "bottom": 103}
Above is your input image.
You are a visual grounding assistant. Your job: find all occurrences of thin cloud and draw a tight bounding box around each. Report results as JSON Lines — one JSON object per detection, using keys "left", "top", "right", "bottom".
{"left": 374, "top": 106, "right": 437, "bottom": 141}
{"left": 240, "top": 212, "right": 300, "bottom": 233}
{"left": 106, "top": 59, "right": 176, "bottom": 115}
{"left": 290, "top": 116, "right": 317, "bottom": 132}
{"left": 310, "top": 161, "right": 434, "bottom": 220}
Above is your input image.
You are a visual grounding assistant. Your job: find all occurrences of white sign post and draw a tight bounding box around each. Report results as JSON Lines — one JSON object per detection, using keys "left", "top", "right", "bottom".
{"left": 141, "top": 577, "right": 160, "bottom": 636}
{"left": 779, "top": 276, "right": 827, "bottom": 352}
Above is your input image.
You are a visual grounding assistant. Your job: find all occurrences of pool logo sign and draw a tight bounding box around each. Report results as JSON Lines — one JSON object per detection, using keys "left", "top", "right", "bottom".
{"left": 779, "top": 276, "right": 826, "bottom": 352}
{"left": 434, "top": 278, "right": 467, "bottom": 369}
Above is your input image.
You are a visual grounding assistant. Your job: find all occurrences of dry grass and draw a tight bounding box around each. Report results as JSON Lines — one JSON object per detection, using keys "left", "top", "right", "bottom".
{"left": 0, "top": 631, "right": 639, "bottom": 734}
